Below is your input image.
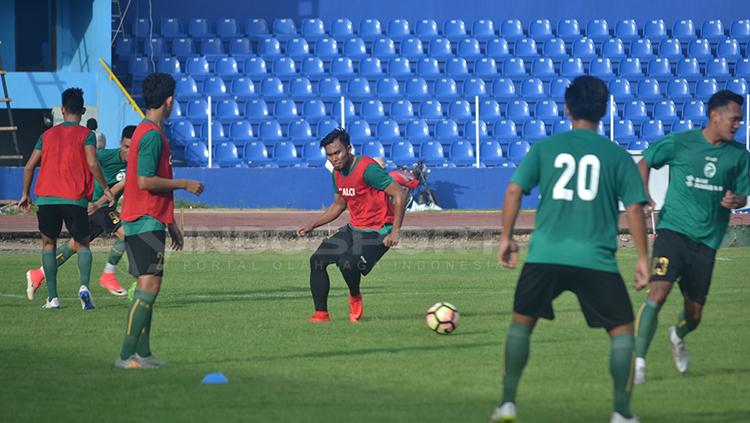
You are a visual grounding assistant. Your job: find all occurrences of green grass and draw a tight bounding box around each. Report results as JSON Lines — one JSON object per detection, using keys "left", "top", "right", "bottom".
{"left": 1, "top": 247, "right": 749, "bottom": 422}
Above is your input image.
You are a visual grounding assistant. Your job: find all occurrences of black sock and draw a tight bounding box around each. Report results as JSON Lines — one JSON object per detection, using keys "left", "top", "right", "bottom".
{"left": 337, "top": 255, "right": 362, "bottom": 297}
{"left": 310, "top": 253, "right": 333, "bottom": 311}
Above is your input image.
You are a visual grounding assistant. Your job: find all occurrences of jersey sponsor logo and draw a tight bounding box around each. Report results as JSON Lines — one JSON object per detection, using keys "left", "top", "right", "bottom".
{"left": 653, "top": 256, "right": 669, "bottom": 276}
{"left": 340, "top": 187, "right": 356, "bottom": 197}
{"left": 685, "top": 175, "right": 723, "bottom": 192}
{"left": 703, "top": 162, "right": 717, "bottom": 178}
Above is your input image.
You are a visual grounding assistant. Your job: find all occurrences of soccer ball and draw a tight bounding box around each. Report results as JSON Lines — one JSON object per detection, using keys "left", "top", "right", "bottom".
{"left": 425, "top": 302, "right": 459, "bottom": 334}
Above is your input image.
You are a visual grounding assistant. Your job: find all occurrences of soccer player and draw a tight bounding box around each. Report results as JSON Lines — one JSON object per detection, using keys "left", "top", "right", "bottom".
{"left": 115, "top": 73, "right": 204, "bottom": 369}
{"left": 25, "top": 125, "right": 137, "bottom": 299}
{"left": 633, "top": 90, "right": 750, "bottom": 384}
{"left": 490, "top": 76, "right": 650, "bottom": 423}
{"left": 297, "top": 128, "right": 407, "bottom": 323}
{"left": 18, "top": 88, "right": 114, "bottom": 310}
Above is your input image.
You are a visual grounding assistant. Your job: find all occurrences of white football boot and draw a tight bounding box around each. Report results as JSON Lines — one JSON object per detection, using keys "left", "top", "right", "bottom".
{"left": 489, "top": 402, "right": 516, "bottom": 423}
{"left": 634, "top": 357, "right": 647, "bottom": 385}
{"left": 668, "top": 325, "right": 690, "bottom": 373}
{"left": 610, "top": 412, "right": 640, "bottom": 423}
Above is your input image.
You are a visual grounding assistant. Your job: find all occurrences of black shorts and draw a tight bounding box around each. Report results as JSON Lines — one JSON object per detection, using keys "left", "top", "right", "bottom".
{"left": 312, "top": 225, "right": 390, "bottom": 276}
{"left": 88, "top": 205, "right": 123, "bottom": 240}
{"left": 37, "top": 204, "right": 89, "bottom": 243}
{"left": 650, "top": 229, "right": 716, "bottom": 305}
{"left": 125, "top": 230, "right": 166, "bottom": 277}
{"left": 513, "top": 263, "right": 635, "bottom": 329}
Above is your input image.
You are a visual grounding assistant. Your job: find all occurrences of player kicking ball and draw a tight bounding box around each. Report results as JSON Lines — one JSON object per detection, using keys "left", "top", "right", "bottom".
{"left": 25, "top": 125, "right": 136, "bottom": 299}
{"left": 490, "top": 76, "right": 650, "bottom": 423}
{"left": 297, "top": 128, "right": 407, "bottom": 323}
{"left": 633, "top": 90, "right": 750, "bottom": 384}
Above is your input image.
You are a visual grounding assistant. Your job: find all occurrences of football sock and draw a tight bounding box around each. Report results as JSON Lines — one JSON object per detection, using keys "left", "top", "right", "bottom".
{"left": 55, "top": 243, "right": 75, "bottom": 266}
{"left": 310, "top": 255, "right": 331, "bottom": 311}
{"left": 42, "top": 249, "right": 58, "bottom": 300}
{"left": 610, "top": 334, "right": 635, "bottom": 419}
{"left": 338, "top": 258, "right": 362, "bottom": 297}
{"left": 77, "top": 247, "right": 92, "bottom": 288}
{"left": 107, "top": 239, "right": 126, "bottom": 268}
{"left": 120, "top": 289, "right": 156, "bottom": 360}
{"left": 501, "top": 323, "right": 532, "bottom": 404}
{"left": 674, "top": 310, "right": 698, "bottom": 339}
{"left": 136, "top": 307, "right": 153, "bottom": 357}
{"left": 634, "top": 299, "right": 661, "bottom": 358}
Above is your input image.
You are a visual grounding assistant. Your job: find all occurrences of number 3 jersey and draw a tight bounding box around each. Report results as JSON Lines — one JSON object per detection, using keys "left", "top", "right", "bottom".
{"left": 511, "top": 129, "right": 648, "bottom": 272}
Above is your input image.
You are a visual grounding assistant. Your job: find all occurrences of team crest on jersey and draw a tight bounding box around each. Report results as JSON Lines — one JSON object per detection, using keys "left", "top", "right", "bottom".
{"left": 703, "top": 162, "right": 717, "bottom": 178}
{"left": 340, "top": 187, "right": 356, "bottom": 196}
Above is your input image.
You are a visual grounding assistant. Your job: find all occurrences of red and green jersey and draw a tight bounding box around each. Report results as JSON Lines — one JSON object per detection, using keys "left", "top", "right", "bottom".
{"left": 92, "top": 148, "right": 127, "bottom": 203}
{"left": 643, "top": 129, "right": 750, "bottom": 249}
{"left": 332, "top": 156, "right": 394, "bottom": 233}
{"left": 34, "top": 122, "right": 97, "bottom": 208}
{"left": 512, "top": 129, "right": 648, "bottom": 273}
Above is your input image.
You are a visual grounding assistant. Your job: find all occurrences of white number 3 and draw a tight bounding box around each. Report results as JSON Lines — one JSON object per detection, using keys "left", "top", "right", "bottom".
{"left": 552, "top": 154, "right": 600, "bottom": 201}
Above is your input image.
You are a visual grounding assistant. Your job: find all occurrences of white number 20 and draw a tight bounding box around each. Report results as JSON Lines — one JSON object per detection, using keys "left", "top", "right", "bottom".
{"left": 552, "top": 154, "right": 600, "bottom": 201}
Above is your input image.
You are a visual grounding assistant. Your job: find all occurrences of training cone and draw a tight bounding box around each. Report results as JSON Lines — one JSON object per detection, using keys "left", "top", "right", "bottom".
{"left": 201, "top": 372, "right": 229, "bottom": 384}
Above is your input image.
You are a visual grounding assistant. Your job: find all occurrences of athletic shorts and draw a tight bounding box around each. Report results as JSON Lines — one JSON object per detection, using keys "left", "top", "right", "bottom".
{"left": 125, "top": 230, "right": 166, "bottom": 277}
{"left": 513, "top": 263, "right": 635, "bottom": 329}
{"left": 88, "top": 205, "right": 122, "bottom": 240}
{"left": 37, "top": 204, "right": 89, "bottom": 243}
{"left": 312, "top": 225, "right": 390, "bottom": 276}
{"left": 650, "top": 229, "right": 716, "bottom": 305}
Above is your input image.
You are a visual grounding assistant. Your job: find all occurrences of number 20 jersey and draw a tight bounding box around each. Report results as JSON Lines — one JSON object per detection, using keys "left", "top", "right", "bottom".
{"left": 511, "top": 129, "right": 648, "bottom": 273}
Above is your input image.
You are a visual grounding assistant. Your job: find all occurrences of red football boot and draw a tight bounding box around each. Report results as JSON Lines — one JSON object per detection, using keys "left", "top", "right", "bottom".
{"left": 309, "top": 311, "right": 331, "bottom": 323}
{"left": 99, "top": 272, "right": 127, "bottom": 297}
{"left": 349, "top": 294, "right": 363, "bottom": 322}
{"left": 25, "top": 267, "right": 45, "bottom": 300}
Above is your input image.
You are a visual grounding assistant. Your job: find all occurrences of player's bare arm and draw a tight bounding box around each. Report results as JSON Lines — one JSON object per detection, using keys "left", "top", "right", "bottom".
{"left": 90, "top": 179, "right": 126, "bottom": 214}
{"left": 297, "top": 193, "right": 347, "bottom": 237}
{"left": 383, "top": 180, "right": 407, "bottom": 247}
{"left": 137, "top": 175, "right": 204, "bottom": 194}
{"left": 85, "top": 144, "right": 114, "bottom": 206}
{"left": 626, "top": 202, "right": 650, "bottom": 290}
{"left": 167, "top": 222, "right": 184, "bottom": 251}
{"left": 637, "top": 159, "right": 655, "bottom": 209}
{"left": 18, "top": 149, "right": 42, "bottom": 211}
{"left": 720, "top": 190, "right": 747, "bottom": 209}
{"left": 498, "top": 182, "right": 522, "bottom": 269}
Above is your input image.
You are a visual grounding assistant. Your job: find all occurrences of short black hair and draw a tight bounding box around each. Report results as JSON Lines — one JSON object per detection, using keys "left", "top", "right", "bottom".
{"left": 86, "top": 118, "right": 98, "bottom": 130}
{"left": 62, "top": 88, "right": 85, "bottom": 115}
{"left": 320, "top": 127, "right": 350, "bottom": 148}
{"left": 121, "top": 125, "right": 137, "bottom": 139}
{"left": 564, "top": 76, "right": 609, "bottom": 123}
{"left": 707, "top": 90, "right": 744, "bottom": 116}
{"left": 142, "top": 73, "right": 176, "bottom": 110}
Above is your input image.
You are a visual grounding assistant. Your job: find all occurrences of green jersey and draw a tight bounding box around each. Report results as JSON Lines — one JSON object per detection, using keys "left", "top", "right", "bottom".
{"left": 123, "top": 123, "right": 167, "bottom": 236}
{"left": 92, "top": 148, "right": 127, "bottom": 202}
{"left": 643, "top": 129, "right": 750, "bottom": 249}
{"left": 512, "top": 129, "right": 648, "bottom": 273}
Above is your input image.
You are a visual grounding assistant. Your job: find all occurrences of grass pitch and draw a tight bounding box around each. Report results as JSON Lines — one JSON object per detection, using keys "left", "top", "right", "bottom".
{"left": 1, "top": 247, "right": 748, "bottom": 422}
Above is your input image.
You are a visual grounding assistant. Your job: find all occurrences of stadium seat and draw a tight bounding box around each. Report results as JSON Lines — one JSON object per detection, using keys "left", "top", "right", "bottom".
{"left": 676, "top": 58, "right": 701, "bottom": 81}
{"left": 557, "top": 19, "right": 581, "bottom": 42}
{"left": 359, "top": 57, "right": 383, "bottom": 78}
{"left": 373, "top": 37, "right": 398, "bottom": 59}
{"left": 735, "top": 122, "right": 747, "bottom": 141}
{"left": 317, "top": 120, "right": 340, "bottom": 138}
{"left": 508, "top": 140, "right": 531, "bottom": 164}
{"left": 274, "top": 99, "right": 299, "bottom": 123}
{"left": 671, "top": 119, "right": 694, "bottom": 133}
{"left": 420, "top": 140, "right": 447, "bottom": 166}
{"left": 245, "top": 99, "right": 270, "bottom": 123}
{"left": 647, "top": 58, "right": 673, "bottom": 81}
{"left": 474, "top": 57, "right": 498, "bottom": 80}
{"left": 376, "top": 119, "right": 401, "bottom": 142}
{"left": 448, "top": 100, "right": 472, "bottom": 122}
{"left": 419, "top": 99, "right": 443, "bottom": 121}
{"left": 388, "top": 57, "right": 412, "bottom": 79}
{"left": 429, "top": 37, "right": 453, "bottom": 60}
{"left": 701, "top": 19, "right": 725, "bottom": 42}
{"left": 131, "top": 18, "right": 150, "bottom": 38}
{"left": 244, "top": 141, "right": 272, "bottom": 167}
{"left": 434, "top": 78, "right": 458, "bottom": 101}
{"left": 288, "top": 77, "right": 314, "bottom": 100}
{"left": 630, "top": 39, "right": 654, "bottom": 61}
{"left": 377, "top": 77, "right": 401, "bottom": 100}
{"left": 302, "top": 99, "right": 327, "bottom": 123}
{"left": 318, "top": 76, "right": 342, "bottom": 100}
{"left": 391, "top": 140, "right": 417, "bottom": 166}
{"left": 245, "top": 18, "right": 270, "bottom": 40}
{"left": 230, "top": 77, "right": 256, "bottom": 101}
{"left": 613, "top": 119, "right": 636, "bottom": 143}
{"left": 494, "top": 119, "right": 518, "bottom": 141}
{"left": 226, "top": 39, "right": 253, "bottom": 61}
{"left": 560, "top": 58, "right": 585, "bottom": 79}
{"left": 387, "top": 18, "right": 411, "bottom": 41}
{"left": 514, "top": 38, "right": 539, "bottom": 59}
{"left": 315, "top": 37, "right": 340, "bottom": 60}
{"left": 175, "top": 75, "right": 199, "bottom": 100}
{"left": 480, "top": 140, "right": 506, "bottom": 166}
{"left": 618, "top": 58, "right": 643, "bottom": 80}
{"left": 287, "top": 37, "right": 311, "bottom": 60}
{"left": 401, "top": 37, "right": 425, "bottom": 60}
{"left": 586, "top": 19, "right": 610, "bottom": 42}
{"left": 457, "top": 38, "right": 482, "bottom": 61}
{"left": 301, "top": 18, "right": 326, "bottom": 41}
{"left": 641, "top": 119, "right": 665, "bottom": 141}
{"left": 203, "top": 77, "right": 228, "bottom": 100}
{"left": 185, "top": 142, "right": 209, "bottom": 167}
{"left": 260, "top": 76, "right": 285, "bottom": 99}
{"left": 259, "top": 120, "right": 284, "bottom": 141}
{"left": 615, "top": 19, "right": 639, "bottom": 42}
{"left": 167, "top": 101, "right": 184, "bottom": 123}
{"left": 523, "top": 119, "right": 547, "bottom": 141}
{"left": 361, "top": 99, "right": 386, "bottom": 122}
{"left": 446, "top": 57, "right": 470, "bottom": 80}
{"left": 340, "top": 37, "right": 366, "bottom": 59}
{"left": 549, "top": 78, "right": 571, "bottom": 102}
{"left": 187, "top": 99, "right": 210, "bottom": 123}
{"left": 552, "top": 119, "right": 573, "bottom": 134}
{"left": 736, "top": 58, "right": 750, "bottom": 79}
{"left": 706, "top": 58, "right": 731, "bottom": 82}
{"left": 520, "top": 78, "right": 545, "bottom": 99}
{"left": 204, "top": 120, "right": 228, "bottom": 141}
{"left": 696, "top": 78, "right": 719, "bottom": 101}
{"left": 726, "top": 78, "right": 749, "bottom": 96}
{"left": 673, "top": 19, "right": 697, "bottom": 41}
{"left": 273, "top": 18, "right": 297, "bottom": 41}
{"left": 274, "top": 141, "right": 302, "bottom": 167}
{"left": 330, "top": 18, "right": 354, "bottom": 41}
{"left": 687, "top": 39, "right": 713, "bottom": 62}
{"left": 479, "top": 99, "right": 502, "bottom": 122}
{"left": 349, "top": 119, "right": 373, "bottom": 141}
{"left": 535, "top": 100, "right": 559, "bottom": 122}
{"left": 415, "top": 19, "right": 439, "bottom": 41}
{"left": 486, "top": 38, "right": 511, "bottom": 61}
{"left": 500, "top": 19, "right": 524, "bottom": 41}
{"left": 416, "top": 57, "right": 441, "bottom": 80}
{"left": 644, "top": 19, "right": 668, "bottom": 42}
{"left": 463, "top": 78, "right": 488, "bottom": 98}
{"left": 390, "top": 99, "right": 415, "bottom": 122}
{"left": 443, "top": 19, "right": 467, "bottom": 42}
{"left": 186, "top": 56, "right": 210, "bottom": 82}
{"left": 531, "top": 57, "right": 556, "bottom": 80}
{"left": 493, "top": 78, "right": 517, "bottom": 101}
{"left": 331, "top": 57, "right": 356, "bottom": 81}
{"left": 217, "top": 18, "right": 241, "bottom": 39}
{"left": 297, "top": 57, "right": 324, "bottom": 80}
{"left": 636, "top": 78, "right": 661, "bottom": 102}
{"left": 472, "top": 19, "right": 496, "bottom": 42}
{"left": 730, "top": 19, "right": 750, "bottom": 42}
{"left": 405, "top": 119, "right": 430, "bottom": 141}
{"left": 143, "top": 38, "right": 166, "bottom": 57}
{"left": 658, "top": 39, "right": 683, "bottom": 62}
{"left": 303, "top": 141, "right": 326, "bottom": 167}
{"left": 627, "top": 140, "right": 649, "bottom": 151}
{"left": 571, "top": 38, "right": 597, "bottom": 62}
{"left": 529, "top": 19, "right": 553, "bottom": 42}
{"left": 717, "top": 39, "right": 741, "bottom": 63}
{"left": 170, "top": 121, "right": 198, "bottom": 145}
{"left": 682, "top": 100, "right": 707, "bottom": 124}
{"left": 156, "top": 57, "right": 181, "bottom": 77}
{"left": 502, "top": 58, "right": 527, "bottom": 80}
{"left": 115, "top": 36, "right": 135, "bottom": 57}
{"left": 359, "top": 18, "right": 383, "bottom": 41}
{"left": 229, "top": 120, "right": 255, "bottom": 143}
{"left": 244, "top": 57, "right": 268, "bottom": 80}
{"left": 603, "top": 97, "right": 618, "bottom": 121}
{"left": 128, "top": 56, "right": 151, "bottom": 83}
{"left": 507, "top": 100, "right": 531, "bottom": 122}
{"left": 623, "top": 100, "right": 648, "bottom": 123}
{"left": 362, "top": 139, "right": 386, "bottom": 157}
{"left": 543, "top": 38, "right": 568, "bottom": 61}
{"left": 258, "top": 38, "right": 282, "bottom": 59}
{"left": 653, "top": 100, "right": 678, "bottom": 123}
{"left": 188, "top": 18, "right": 212, "bottom": 39}
{"left": 450, "top": 140, "right": 476, "bottom": 167}
{"left": 332, "top": 97, "right": 356, "bottom": 121}
{"left": 216, "top": 57, "right": 240, "bottom": 81}
{"left": 602, "top": 38, "right": 626, "bottom": 62}
{"left": 407, "top": 77, "right": 433, "bottom": 100}
{"left": 436, "top": 119, "right": 460, "bottom": 141}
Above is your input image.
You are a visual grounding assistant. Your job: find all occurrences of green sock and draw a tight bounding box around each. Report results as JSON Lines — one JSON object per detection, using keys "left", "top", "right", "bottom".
{"left": 108, "top": 239, "right": 126, "bottom": 266}
{"left": 674, "top": 310, "right": 698, "bottom": 339}
{"left": 42, "top": 250, "right": 58, "bottom": 300}
{"left": 55, "top": 243, "right": 76, "bottom": 267}
{"left": 501, "top": 323, "right": 532, "bottom": 404}
{"left": 634, "top": 300, "right": 661, "bottom": 358}
{"left": 136, "top": 310, "right": 153, "bottom": 357}
{"left": 77, "top": 247, "right": 93, "bottom": 288}
{"left": 610, "top": 334, "right": 635, "bottom": 418}
{"left": 120, "top": 289, "right": 156, "bottom": 360}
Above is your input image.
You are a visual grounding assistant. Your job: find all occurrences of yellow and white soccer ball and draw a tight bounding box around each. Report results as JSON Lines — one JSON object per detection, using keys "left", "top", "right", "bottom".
{"left": 425, "top": 302, "right": 459, "bottom": 334}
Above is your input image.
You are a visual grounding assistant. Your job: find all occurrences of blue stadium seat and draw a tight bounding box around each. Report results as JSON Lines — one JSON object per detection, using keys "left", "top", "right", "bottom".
{"left": 706, "top": 58, "right": 730, "bottom": 82}
{"left": 522, "top": 119, "right": 547, "bottom": 142}
{"left": 415, "top": 19, "right": 439, "bottom": 41}
{"left": 687, "top": 39, "right": 712, "bottom": 62}
{"left": 359, "top": 18, "right": 383, "bottom": 41}
{"left": 627, "top": 140, "right": 649, "bottom": 151}
{"left": 734, "top": 122, "right": 747, "bottom": 141}
{"left": 475, "top": 57, "right": 499, "bottom": 80}
{"left": 203, "top": 77, "right": 229, "bottom": 99}
{"left": 726, "top": 78, "right": 749, "bottom": 96}
{"left": 502, "top": 57, "right": 527, "bottom": 80}
{"left": 472, "top": 19, "right": 496, "bottom": 42}
{"left": 717, "top": 39, "right": 741, "bottom": 63}
{"left": 531, "top": 57, "right": 556, "bottom": 80}
{"left": 289, "top": 77, "right": 314, "bottom": 100}
{"left": 603, "top": 97, "right": 618, "bottom": 121}
{"left": 258, "top": 38, "right": 282, "bottom": 59}
{"left": 479, "top": 99, "right": 502, "bottom": 122}
{"left": 445, "top": 57, "right": 470, "bottom": 80}
{"left": 457, "top": 38, "right": 482, "bottom": 61}
{"left": 128, "top": 56, "right": 151, "bottom": 83}
{"left": 486, "top": 38, "right": 511, "bottom": 61}
{"left": 388, "top": 57, "right": 412, "bottom": 79}
{"left": 187, "top": 99, "right": 210, "bottom": 123}
{"left": 696, "top": 78, "right": 719, "bottom": 101}
{"left": 318, "top": 76, "right": 342, "bottom": 100}
{"left": 407, "top": 77, "right": 432, "bottom": 100}
{"left": 245, "top": 18, "right": 270, "bottom": 41}
{"left": 520, "top": 78, "right": 545, "bottom": 99}
{"left": 641, "top": 120, "right": 665, "bottom": 141}
{"left": 202, "top": 121, "right": 228, "bottom": 141}
{"left": 228, "top": 38, "right": 253, "bottom": 60}
{"left": 463, "top": 78, "right": 488, "bottom": 98}
{"left": 623, "top": 100, "right": 648, "bottom": 123}
{"left": 188, "top": 18, "right": 212, "bottom": 39}
{"left": 317, "top": 120, "right": 340, "bottom": 138}
{"left": 401, "top": 37, "right": 425, "bottom": 60}
{"left": 613, "top": 119, "right": 636, "bottom": 143}
{"left": 448, "top": 100, "right": 472, "bottom": 122}
{"left": 450, "top": 140, "right": 476, "bottom": 167}
{"left": 549, "top": 78, "right": 571, "bottom": 102}
{"left": 361, "top": 99, "right": 386, "bottom": 122}
{"left": 494, "top": 120, "right": 518, "bottom": 141}
{"left": 216, "top": 56, "right": 240, "bottom": 81}
{"left": 157, "top": 56, "right": 181, "bottom": 77}
{"left": 529, "top": 19, "right": 554, "bottom": 42}
{"left": 736, "top": 58, "right": 750, "bottom": 79}
{"left": 429, "top": 37, "right": 453, "bottom": 60}
{"left": 637, "top": 78, "right": 662, "bottom": 102}
{"left": 557, "top": 19, "right": 581, "bottom": 42}
{"left": 507, "top": 100, "right": 531, "bottom": 122}
{"left": 244, "top": 57, "right": 268, "bottom": 80}
{"left": 274, "top": 141, "right": 302, "bottom": 167}
{"left": 618, "top": 58, "right": 643, "bottom": 80}
{"left": 115, "top": 37, "right": 135, "bottom": 57}
{"left": 376, "top": 77, "right": 401, "bottom": 100}
{"left": 217, "top": 18, "right": 241, "bottom": 40}
{"left": 231, "top": 77, "right": 256, "bottom": 100}
{"left": 443, "top": 19, "right": 467, "bottom": 42}
{"left": 630, "top": 39, "right": 654, "bottom": 61}
{"left": 571, "top": 38, "right": 597, "bottom": 62}
{"left": 201, "top": 38, "right": 225, "bottom": 64}
{"left": 647, "top": 58, "right": 673, "bottom": 81}
{"left": 347, "top": 77, "right": 372, "bottom": 100}
{"left": 508, "top": 140, "right": 531, "bottom": 164}
{"left": 653, "top": 100, "right": 678, "bottom": 123}
{"left": 388, "top": 19, "right": 411, "bottom": 41}
{"left": 359, "top": 57, "right": 383, "bottom": 79}
{"left": 332, "top": 97, "right": 356, "bottom": 121}
{"left": 245, "top": 99, "right": 270, "bottom": 123}
{"left": 143, "top": 37, "right": 166, "bottom": 57}
{"left": 480, "top": 140, "right": 506, "bottom": 167}
{"left": 416, "top": 57, "right": 441, "bottom": 80}
{"left": 315, "top": 37, "right": 340, "bottom": 60}
{"left": 514, "top": 38, "right": 539, "bottom": 59}
{"left": 405, "top": 118, "right": 430, "bottom": 141}
{"left": 273, "top": 18, "right": 297, "bottom": 41}
{"left": 274, "top": 99, "right": 299, "bottom": 123}
{"left": 543, "top": 38, "right": 568, "bottom": 61}
{"left": 644, "top": 19, "right": 668, "bottom": 42}
{"left": 349, "top": 119, "right": 373, "bottom": 141}
{"left": 420, "top": 140, "right": 447, "bottom": 166}
{"left": 671, "top": 119, "right": 694, "bottom": 133}
{"left": 244, "top": 141, "right": 272, "bottom": 167}
{"left": 676, "top": 58, "right": 701, "bottom": 81}
{"left": 701, "top": 20, "right": 725, "bottom": 42}
{"left": 286, "top": 37, "right": 311, "bottom": 60}
{"left": 682, "top": 100, "right": 707, "bottom": 124}
{"left": 167, "top": 101, "right": 184, "bottom": 124}
{"left": 586, "top": 19, "right": 610, "bottom": 42}
{"left": 535, "top": 100, "right": 559, "bottom": 122}
{"left": 301, "top": 18, "right": 326, "bottom": 41}
{"left": 730, "top": 19, "right": 750, "bottom": 42}
{"left": 658, "top": 39, "right": 683, "bottom": 62}
{"left": 673, "top": 19, "right": 697, "bottom": 41}
{"left": 362, "top": 139, "right": 386, "bottom": 157}
{"left": 552, "top": 119, "right": 573, "bottom": 134}
{"left": 185, "top": 141, "right": 209, "bottom": 167}
{"left": 331, "top": 57, "right": 356, "bottom": 81}
{"left": 260, "top": 76, "right": 285, "bottom": 99}
{"left": 493, "top": 78, "right": 517, "bottom": 101}
{"left": 342, "top": 37, "right": 367, "bottom": 60}
{"left": 175, "top": 75, "right": 199, "bottom": 100}
{"left": 259, "top": 120, "right": 284, "bottom": 141}
{"left": 229, "top": 120, "right": 255, "bottom": 143}
{"left": 300, "top": 57, "right": 325, "bottom": 80}
{"left": 615, "top": 19, "right": 639, "bottom": 42}
{"left": 436, "top": 119, "right": 460, "bottom": 141}
{"left": 390, "top": 99, "right": 415, "bottom": 122}
{"left": 500, "top": 19, "right": 524, "bottom": 41}
{"left": 170, "top": 121, "right": 198, "bottom": 145}
{"left": 373, "top": 37, "right": 397, "bottom": 59}
{"left": 303, "top": 141, "right": 326, "bottom": 167}
{"left": 302, "top": 99, "right": 327, "bottom": 123}
{"left": 560, "top": 58, "right": 585, "bottom": 79}
{"left": 376, "top": 120, "right": 401, "bottom": 142}
{"left": 330, "top": 18, "right": 354, "bottom": 42}
{"left": 131, "top": 18, "right": 150, "bottom": 38}
{"left": 391, "top": 140, "right": 417, "bottom": 166}
{"left": 602, "top": 38, "right": 626, "bottom": 62}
